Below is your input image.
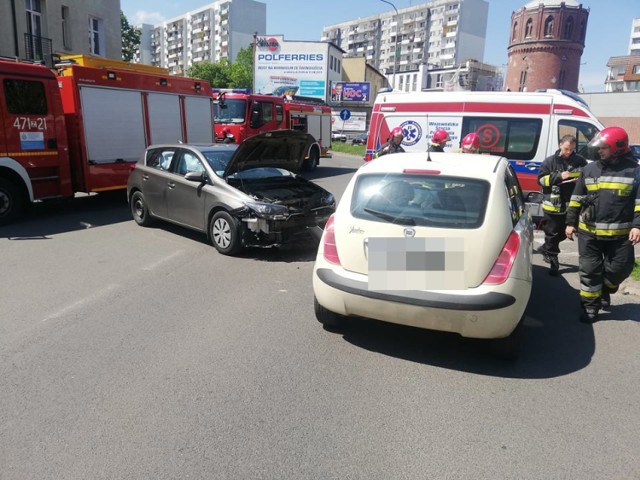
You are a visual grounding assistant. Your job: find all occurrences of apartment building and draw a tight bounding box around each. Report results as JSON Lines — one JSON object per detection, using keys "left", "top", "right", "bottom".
{"left": 321, "top": 0, "right": 488, "bottom": 86}
{"left": 140, "top": 0, "right": 265, "bottom": 76}
{"left": 629, "top": 18, "right": 640, "bottom": 56}
{"left": 0, "top": 0, "right": 121, "bottom": 66}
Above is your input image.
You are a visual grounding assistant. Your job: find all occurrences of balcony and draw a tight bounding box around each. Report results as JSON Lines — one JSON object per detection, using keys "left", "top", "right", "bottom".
{"left": 23, "top": 33, "right": 53, "bottom": 67}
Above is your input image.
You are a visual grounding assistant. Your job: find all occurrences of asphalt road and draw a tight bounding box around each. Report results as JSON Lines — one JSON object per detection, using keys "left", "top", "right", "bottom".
{"left": 1, "top": 152, "right": 639, "bottom": 479}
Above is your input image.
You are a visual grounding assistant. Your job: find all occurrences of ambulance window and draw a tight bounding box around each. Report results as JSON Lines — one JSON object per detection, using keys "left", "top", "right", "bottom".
{"left": 558, "top": 119, "right": 599, "bottom": 161}
{"left": 3, "top": 79, "right": 47, "bottom": 115}
{"left": 463, "top": 117, "right": 541, "bottom": 160}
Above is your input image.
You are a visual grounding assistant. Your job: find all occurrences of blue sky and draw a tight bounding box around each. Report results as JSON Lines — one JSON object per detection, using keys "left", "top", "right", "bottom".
{"left": 121, "top": 0, "right": 639, "bottom": 93}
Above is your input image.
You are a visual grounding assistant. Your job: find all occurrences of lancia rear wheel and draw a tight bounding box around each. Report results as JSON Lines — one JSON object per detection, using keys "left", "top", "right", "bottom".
{"left": 130, "top": 190, "right": 154, "bottom": 226}
{"left": 210, "top": 211, "right": 242, "bottom": 255}
{"left": 314, "top": 297, "right": 346, "bottom": 331}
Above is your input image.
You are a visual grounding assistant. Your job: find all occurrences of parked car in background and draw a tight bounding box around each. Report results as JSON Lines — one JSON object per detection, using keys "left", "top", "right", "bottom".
{"left": 331, "top": 132, "right": 347, "bottom": 142}
{"left": 351, "top": 133, "right": 368, "bottom": 145}
{"left": 312, "top": 152, "right": 534, "bottom": 358}
{"left": 630, "top": 144, "right": 640, "bottom": 161}
{"left": 127, "top": 130, "right": 336, "bottom": 255}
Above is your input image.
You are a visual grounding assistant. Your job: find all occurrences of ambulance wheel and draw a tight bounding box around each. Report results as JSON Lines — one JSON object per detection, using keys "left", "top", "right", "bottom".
{"left": 0, "top": 177, "right": 27, "bottom": 226}
{"left": 130, "top": 190, "right": 154, "bottom": 226}
{"left": 210, "top": 211, "right": 242, "bottom": 255}
{"left": 303, "top": 149, "right": 319, "bottom": 171}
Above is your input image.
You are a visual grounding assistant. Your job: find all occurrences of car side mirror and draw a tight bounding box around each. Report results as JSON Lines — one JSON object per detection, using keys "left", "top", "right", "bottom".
{"left": 184, "top": 171, "right": 206, "bottom": 183}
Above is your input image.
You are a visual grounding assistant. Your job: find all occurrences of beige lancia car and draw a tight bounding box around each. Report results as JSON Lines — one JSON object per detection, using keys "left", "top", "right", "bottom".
{"left": 312, "top": 151, "right": 535, "bottom": 358}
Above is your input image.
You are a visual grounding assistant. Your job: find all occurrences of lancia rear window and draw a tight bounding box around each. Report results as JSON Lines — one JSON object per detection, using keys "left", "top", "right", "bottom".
{"left": 351, "top": 173, "right": 490, "bottom": 228}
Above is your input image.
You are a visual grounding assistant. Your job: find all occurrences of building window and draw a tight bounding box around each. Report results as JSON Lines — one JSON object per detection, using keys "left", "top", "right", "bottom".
{"left": 512, "top": 22, "right": 518, "bottom": 41}
{"left": 89, "top": 16, "right": 105, "bottom": 56}
{"left": 544, "top": 16, "right": 554, "bottom": 37}
{"left": 633, "top": 65, "right": 640, "bottom": 74}
{"left": 61, "top": 6, "right": 71, "bottom": 49}
{"left": 525, "top": 19, "right": 533, "bottom": 38}
{"left": 519, "top": 70, "right": 527, "bottom": 91}
{"left": 25, "top": 0, "right": 43, "bottom": 61}
{"left": 563, "top": 17, "right": 573, "bottom": 39}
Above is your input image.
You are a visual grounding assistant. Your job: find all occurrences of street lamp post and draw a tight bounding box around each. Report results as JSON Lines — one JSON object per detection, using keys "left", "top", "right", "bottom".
{"left": 380, "top": 0, "right": 399, "bottom": 90}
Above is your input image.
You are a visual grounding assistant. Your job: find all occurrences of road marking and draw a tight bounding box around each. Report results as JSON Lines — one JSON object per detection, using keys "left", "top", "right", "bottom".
{"left": 142, "top": 250, "right": 185, "bottom": 271}
{"left": 43, "top": 283, "right": 120, "bottom": 322}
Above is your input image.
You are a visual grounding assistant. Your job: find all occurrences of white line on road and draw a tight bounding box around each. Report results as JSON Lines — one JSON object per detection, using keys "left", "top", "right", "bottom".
{"left": 43, "top": 283, "right": 121, "bottom": 322}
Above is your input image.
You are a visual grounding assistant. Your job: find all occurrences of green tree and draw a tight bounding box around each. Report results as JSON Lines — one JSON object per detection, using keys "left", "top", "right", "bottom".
{"left": 228, "top": 47, "right": 253, "bottom": 89}
{"left": 121, "top": 11, "right": 141, "bottom": 62}
{"left": 187, "top": 60, "right": 233, "bottom": 88}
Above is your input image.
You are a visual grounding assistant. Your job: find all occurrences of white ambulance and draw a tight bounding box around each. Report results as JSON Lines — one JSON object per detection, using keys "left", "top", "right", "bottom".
{"left": 365, "top": 89, "right": 604, "bottom": 196}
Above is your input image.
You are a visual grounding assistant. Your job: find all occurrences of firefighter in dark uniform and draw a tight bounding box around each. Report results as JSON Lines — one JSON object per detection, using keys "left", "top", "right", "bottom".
{"left": 565, "top": 126, "right": 640, "bottom": 323}
{"left": 537, "top": 135, "right": 587, "bottom": 275}
{"left": 376, "top": 126, "right": 405, "bottom": 157}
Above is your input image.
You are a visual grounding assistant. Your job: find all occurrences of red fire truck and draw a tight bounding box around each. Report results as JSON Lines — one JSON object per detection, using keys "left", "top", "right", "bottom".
{"left": 0, "top": 56, "right": 214, "bottom": 225}
{"left": 213, "top": 89, "right": 332, "bottom": 170}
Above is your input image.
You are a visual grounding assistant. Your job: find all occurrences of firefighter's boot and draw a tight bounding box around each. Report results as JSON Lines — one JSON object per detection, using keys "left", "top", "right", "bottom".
{"left": 580, "top": 306, "right": 599, "bottom": 324}
{"left": 549, "top": 256, "right": 559, "bottom": 276}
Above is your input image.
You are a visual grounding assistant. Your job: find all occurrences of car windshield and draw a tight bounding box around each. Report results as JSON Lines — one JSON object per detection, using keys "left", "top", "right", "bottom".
{"left": 351, "top": 173, "right": 490, "bottom": 228}
{"left": 202, "top": 147, "right": 238, "bottom": 177}
{"left": 214, "top": 99, "right": 246, "bottom": 124}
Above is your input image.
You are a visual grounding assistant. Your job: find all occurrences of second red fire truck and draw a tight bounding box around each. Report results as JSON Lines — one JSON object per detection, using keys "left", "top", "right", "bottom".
{"left": 213, "top": 89, "right": 332, "bottom": 170}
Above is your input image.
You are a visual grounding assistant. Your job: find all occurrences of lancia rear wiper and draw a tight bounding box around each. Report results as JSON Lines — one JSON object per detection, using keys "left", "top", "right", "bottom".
{"left": 364, "top": 207, "right": 416, "bottom": 226}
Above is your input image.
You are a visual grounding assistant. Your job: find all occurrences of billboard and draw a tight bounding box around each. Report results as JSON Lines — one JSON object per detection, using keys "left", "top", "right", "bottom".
{"left": 331, "top": 82, "right": 371, "bottom": 103}
{"left": 254, "top": 35, "right": 328, "bottom": 101}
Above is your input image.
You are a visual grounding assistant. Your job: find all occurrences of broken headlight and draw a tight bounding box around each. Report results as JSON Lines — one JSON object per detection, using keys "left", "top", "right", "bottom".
{"left": 245, "top": 201, "right": 289, "bottom": 219}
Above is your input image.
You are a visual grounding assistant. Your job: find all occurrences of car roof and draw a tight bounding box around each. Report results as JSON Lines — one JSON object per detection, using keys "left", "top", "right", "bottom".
{"left": 361, "top": 152, "right": 504, "bottom": 182}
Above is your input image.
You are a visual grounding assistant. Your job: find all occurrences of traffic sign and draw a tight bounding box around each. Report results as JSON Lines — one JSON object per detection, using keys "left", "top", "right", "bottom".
{"left": 339, "top": 109, "right": 351, "bottom": 121}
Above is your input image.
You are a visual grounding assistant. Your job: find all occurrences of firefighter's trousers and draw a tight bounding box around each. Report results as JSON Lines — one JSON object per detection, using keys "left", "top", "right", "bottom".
{"left": 541, "top": 212, "right": 567, "bottom": 257}
{"left": 577, "top": 232, "right": 635, "bottom": 309}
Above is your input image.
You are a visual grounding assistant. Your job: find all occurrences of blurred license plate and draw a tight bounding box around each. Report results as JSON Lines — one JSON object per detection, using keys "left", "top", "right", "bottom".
{"left": 368, "top": 237, "right": 465, "bottom": 290}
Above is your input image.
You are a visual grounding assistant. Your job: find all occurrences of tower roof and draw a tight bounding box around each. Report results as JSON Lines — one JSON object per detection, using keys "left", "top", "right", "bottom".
{"left": 524, "top": 0, "right": 581, "bottom": 8}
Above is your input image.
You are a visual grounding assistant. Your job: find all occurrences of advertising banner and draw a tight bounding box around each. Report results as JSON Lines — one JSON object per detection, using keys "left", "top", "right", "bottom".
{"left": 331, "top": 82, "right": 371, "bottom": 103}
{"left": 331, "top": 111, "right": 367, "bottom": 132}
{"left": 254, "top": 35, "right": 328, "bottom": 101}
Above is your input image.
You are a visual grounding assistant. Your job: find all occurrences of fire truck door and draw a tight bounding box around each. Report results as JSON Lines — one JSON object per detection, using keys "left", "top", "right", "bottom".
{"left": 147, "top": 93, "right": 183, "bottom": 144}
{"left": 306, "top": 114, "right": 321, "bottom": 142}
{"left": 183, "top": 96, "right": 214, "bottom": 144}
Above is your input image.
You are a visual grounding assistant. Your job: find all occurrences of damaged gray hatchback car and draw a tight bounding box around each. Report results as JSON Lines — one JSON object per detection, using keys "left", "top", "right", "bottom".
{"left": 127, "top": 130, "right": 336, "bottom": 255}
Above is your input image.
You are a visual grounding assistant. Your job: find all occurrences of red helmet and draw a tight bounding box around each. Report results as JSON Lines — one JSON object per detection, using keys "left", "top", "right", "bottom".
{"left": 390, "top": 126, "right": 404, "bottom": 139}
{"left": 431, "top": 129, "right": 450, "bottom": 145}
{"left": 461, "top": 133, "right": 480, "bottom": 153}
{"left": 588, "top": 126, "right": 630, "bottom": 156}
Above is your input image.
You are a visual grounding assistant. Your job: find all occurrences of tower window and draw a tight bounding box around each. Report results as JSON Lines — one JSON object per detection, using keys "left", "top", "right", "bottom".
{"left": 544, "top": 16, "right": 554, "bottom": 37}
{"left": 563, "top": 17, "right": 573, "bottom": 39}
{"left": 512, "top": 22, "right": 518, "bottom": 41}
{"left": 525, "top": 19, "right": 533, "bottom": 38}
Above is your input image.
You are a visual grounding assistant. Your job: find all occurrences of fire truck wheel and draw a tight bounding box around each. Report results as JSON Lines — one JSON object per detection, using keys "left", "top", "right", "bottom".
{"left": 303, "top": 149, "right": 319, "bottom": 171}
{"left": 130, "top": 190, "right": 154, "bottom": 226}
{"left": 0, "top": 178, "right": 26, "bottom": 226}
{"left": 210, "top": 211, "right": 242, "bottom": 255}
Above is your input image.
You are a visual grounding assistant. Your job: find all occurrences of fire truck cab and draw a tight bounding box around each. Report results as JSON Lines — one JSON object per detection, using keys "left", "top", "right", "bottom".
{"left": 213, "top": 89, "right": 332, "bottom": 171}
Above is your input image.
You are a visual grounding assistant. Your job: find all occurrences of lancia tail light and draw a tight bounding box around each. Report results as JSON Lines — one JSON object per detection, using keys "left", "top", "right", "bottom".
{"left": 483, "top": 230, "right": 520, "bottom": 285}
{"left": 322, "top": 214, "right": 341, "bottom": 265}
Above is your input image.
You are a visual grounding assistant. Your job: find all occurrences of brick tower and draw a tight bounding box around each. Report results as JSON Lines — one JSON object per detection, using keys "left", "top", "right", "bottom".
{"left": 505, "top": 1, "right": 589, "bottom": 92}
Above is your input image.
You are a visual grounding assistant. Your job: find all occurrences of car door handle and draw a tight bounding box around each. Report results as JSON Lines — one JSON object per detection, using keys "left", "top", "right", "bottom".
{"left": 525, "top": 162, "right": 539, "bottom": 171}
{"left": 167, "top": 182, "right": 176, "bottom": 189}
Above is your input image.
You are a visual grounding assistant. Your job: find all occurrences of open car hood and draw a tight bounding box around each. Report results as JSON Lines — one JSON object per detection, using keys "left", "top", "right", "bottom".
{"left": 223, "top": 130, "right": 314, "bottom": 178}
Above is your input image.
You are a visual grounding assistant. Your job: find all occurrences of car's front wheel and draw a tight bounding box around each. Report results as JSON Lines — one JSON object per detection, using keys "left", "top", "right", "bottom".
{"left": 210, "top": 211, "right": 242, "bottom": 255}
{"left": 314, "top": 296, "right": 346, "bottom": 331}
{"left": 130, "top": 190, "right": 154, "bottom": 226}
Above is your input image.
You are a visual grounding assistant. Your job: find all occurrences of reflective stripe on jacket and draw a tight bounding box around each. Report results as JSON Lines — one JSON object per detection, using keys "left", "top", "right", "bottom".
{"left": 537, "top": 150, "right": 587, "bottom": 214}
{"left": 566, "top": 152, "right": 640, "bottom": 239}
